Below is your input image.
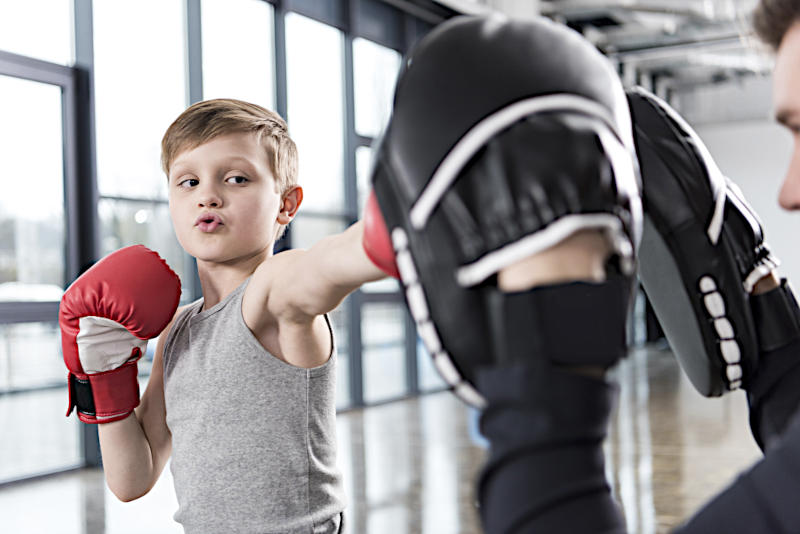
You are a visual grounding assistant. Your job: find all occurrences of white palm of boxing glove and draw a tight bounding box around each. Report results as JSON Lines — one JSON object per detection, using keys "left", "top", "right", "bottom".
{"left": 77, "top": 317, "right": 148, "bottom": 371}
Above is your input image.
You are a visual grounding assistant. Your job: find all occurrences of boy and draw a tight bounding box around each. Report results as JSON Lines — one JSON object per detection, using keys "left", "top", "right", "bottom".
{"left": 59, "top": 99, "right": 391, "bottom": 533}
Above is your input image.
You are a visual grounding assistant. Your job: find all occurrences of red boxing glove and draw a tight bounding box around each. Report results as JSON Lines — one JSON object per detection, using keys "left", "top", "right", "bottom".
{"left": 362, "top": 190, "right": 400, "bottom": 279}
{"left": 59, "top": 245, "right": 181, "bottom": 424}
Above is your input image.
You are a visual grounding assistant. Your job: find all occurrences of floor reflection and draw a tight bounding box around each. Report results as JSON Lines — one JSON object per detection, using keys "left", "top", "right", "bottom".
{"left": 338, "top": 392, "right": 485, "bottom": 534}
{"left": 607, "top": 346, "right": 761, "bottom": 534}
{"left": 0, "top": 345, "right": 764, "bottom": 533}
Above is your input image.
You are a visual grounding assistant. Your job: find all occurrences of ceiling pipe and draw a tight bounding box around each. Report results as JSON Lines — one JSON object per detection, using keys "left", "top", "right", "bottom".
{"left": 540, "top": 0, "right": 749, "bottom": 23}
{"left": 608, "top": 34, "right": 750, "bottom": 61}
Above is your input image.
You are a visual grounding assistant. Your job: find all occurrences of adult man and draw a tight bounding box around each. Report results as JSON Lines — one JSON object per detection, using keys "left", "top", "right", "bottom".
{"left": 364, "top": 1, "right": 800, "bottom": 532}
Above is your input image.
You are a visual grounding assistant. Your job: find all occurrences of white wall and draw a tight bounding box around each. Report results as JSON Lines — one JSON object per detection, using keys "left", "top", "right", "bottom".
{"left": 667, "top": 71, "right": 800, "bottom": 283}
{"left": 691, "top": 113, "right": 798, "bottom": 283}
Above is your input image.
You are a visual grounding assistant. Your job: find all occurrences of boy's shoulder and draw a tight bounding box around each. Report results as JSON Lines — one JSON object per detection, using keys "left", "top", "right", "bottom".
{"left": 251, "top": 247, "right": 307, "bottom": 288}
{"left": 242, "top": 248, "right": 334, "bottom": 367}
{"left": 247, "top": 247, "right": 319, "bottom": 321}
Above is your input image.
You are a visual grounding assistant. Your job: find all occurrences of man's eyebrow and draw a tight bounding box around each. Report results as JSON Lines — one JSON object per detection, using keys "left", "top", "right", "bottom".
{"left": 775, "top": 109, "right": 799, "bottom": 126}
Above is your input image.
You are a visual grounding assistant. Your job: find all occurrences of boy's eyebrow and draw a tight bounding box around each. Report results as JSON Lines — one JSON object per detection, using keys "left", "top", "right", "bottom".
{"left": 224, "top": 156, "right": 260, "bottom": 170}
{"left": 169, "top": 156, "right": 262, "bottom": 179}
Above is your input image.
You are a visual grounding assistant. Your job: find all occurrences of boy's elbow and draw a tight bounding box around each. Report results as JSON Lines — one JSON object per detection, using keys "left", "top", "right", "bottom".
{"left": 111, "top": 486, "right": 149, "bottom": 503}
{"left": 107, "top": 478, "right": 152, "bottom": 502}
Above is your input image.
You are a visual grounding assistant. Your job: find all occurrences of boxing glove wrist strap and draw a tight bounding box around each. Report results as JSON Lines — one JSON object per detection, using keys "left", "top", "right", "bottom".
{"left": 67, "top": 359, "right": 140, "bottom": 424}
{"left": 750, "top": 278, "right": 800, "bottom": 353}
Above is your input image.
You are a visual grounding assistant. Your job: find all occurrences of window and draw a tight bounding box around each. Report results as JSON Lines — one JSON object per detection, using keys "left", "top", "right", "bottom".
{"left": 285, "top": 13, "right": 346, "bottom": 214}
{"left": 362, "top": 302, "right": 407, "bottom": 403}
{"left": 93, "top": 0, "right": 186, "bottom": 201}
{"left": 93, "top": 0, "right": 192, "bottom": 292}
{"left": 0, "top": 70, "right": 79, "bottom": 482}
{"left": 355, "top": 145, "right": 374, "bottom": 215}
{"left": 0, "top": 75, "right": 65, "bottom": 298}
{"left": 352, "top": 41, "right": 401, "bottom": 294}
{"left": 0, "top": 0, "right": 73, "bottom": 65}
{"left": 353, "top": 37, "right": 401, "bottom": 139}
{"left": 202, "top": 0, "right": 276, "bottom": 109}
{"left": 98, "top": 200, "right": 190, "bottom": 301}
{"left": 0, "top": 367, "right": 81, "bottom": 480}
{"left": 417, "top": 338, "right": 446, "bottom": 392}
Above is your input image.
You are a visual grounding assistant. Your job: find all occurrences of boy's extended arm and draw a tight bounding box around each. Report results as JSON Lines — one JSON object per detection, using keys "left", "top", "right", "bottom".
{"left": 98, "top": 313, "right": 176, "bottom": 502}
{"left": 270, "top": 220, "right": 388, "bottom": 319}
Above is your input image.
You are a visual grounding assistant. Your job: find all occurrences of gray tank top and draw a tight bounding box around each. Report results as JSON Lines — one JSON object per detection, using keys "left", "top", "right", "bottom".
{"left": 163, "top": 278, "right": 345, "bottom": 533}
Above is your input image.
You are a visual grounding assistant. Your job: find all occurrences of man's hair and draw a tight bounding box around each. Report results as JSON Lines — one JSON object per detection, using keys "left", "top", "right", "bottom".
{"left": 753, "top": 0, "right": 800, "bottom": 50}
{"left": 161, "top": 98, "right": 298, "bottom": 196}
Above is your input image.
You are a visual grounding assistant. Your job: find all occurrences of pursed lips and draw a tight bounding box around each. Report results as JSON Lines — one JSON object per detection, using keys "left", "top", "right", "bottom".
{"left": 195, "top": 212, "right": 224, "bottom": 232}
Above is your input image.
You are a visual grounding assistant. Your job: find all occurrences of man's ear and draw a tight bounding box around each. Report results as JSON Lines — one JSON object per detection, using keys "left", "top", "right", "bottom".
{"left": 277, "top": 186, "right": 303, "bottom": 224}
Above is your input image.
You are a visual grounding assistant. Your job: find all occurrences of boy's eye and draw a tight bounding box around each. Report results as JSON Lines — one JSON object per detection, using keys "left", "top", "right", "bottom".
{"left": 226, "top": 175, "right": 248, "bottom": 185}
{"left": 178, "top": 178, "right": 199, "bottom": 188}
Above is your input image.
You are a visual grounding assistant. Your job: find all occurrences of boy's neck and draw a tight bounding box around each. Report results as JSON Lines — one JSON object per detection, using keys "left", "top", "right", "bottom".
{"left": 196, "top": 249, "right": 271, "bottom": 310}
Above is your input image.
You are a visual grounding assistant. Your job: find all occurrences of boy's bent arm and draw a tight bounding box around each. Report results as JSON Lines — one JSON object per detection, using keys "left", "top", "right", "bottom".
{"left": 272, "top": 220, "right": 387, "bottom": 319}
{"left": 98, "top": 309, "right": 178, "bottom": 501}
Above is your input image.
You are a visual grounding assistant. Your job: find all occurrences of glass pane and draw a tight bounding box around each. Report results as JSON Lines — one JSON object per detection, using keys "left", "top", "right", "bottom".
{"left": 98, "top": 199, "right": 191, "bottom": 302}
{"left": 0, "top": 75, "right": 65, "bottom": 300}
{"left": 353, "top": 37, "right": 401, "bottom": 138}
{"left": 0, "top": 389, "right": 81, "bottom": 482}
{"left": 362, "top": 302, "right": 407, "bottom": 403}
{"left": 355, "top": 145, "right": 373, "bottom": 215}
{"left": 361, "top": 278, "right": 400, "bottom": 293}
{"left": 0, "top": 322, "right": 80, "bottom": 482}
{"left": 290, "top": 215, "right": 348, "bottom": 250}
{"left": 201, "top": 0, "right": 275, "bottom": 109}
{"left": 417, "top": 336, "right": 446, "bottom": 392}
{"left": 0, "top": 0, "right": 73, "bottom": 65}
{"left": 0, "top": 322, "right": 63, "bottom": 392}
{"left": 286, "top": 13, "right": 345, "bottom": 214}
{"left": 329, "top": 300, "right": 350, "bottom": 410}
{"left": 93, "top": 0, "right": 186, "bottom": 200}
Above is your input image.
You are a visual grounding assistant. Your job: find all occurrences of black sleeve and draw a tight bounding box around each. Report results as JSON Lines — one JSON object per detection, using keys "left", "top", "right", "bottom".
{"left": 675, "top": 412, "right": 800, "bottom": 533}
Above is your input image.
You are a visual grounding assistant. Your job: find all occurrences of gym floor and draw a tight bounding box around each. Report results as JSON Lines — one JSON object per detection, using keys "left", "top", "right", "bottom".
{"left": 1, "top": 345, "right": 760, "bottom": 534}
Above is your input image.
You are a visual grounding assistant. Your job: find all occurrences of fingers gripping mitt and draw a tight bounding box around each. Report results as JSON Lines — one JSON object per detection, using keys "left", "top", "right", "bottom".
{"left": 628, "top": 87, "right": 779, "bottom": 396}
{"left": 369, "top": 15, "right": 642, "bottom": 407}
{"left": 59, "top": 245, "right": 181, "bottom": 423}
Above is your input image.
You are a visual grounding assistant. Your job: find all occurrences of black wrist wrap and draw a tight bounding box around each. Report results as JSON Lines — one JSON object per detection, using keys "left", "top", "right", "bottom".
{"left": 747, "top": 280, "right": 800, "bottom": 449}
{"left": 751, "top": 279, "right": 800, "bottom": 353}
{"left": 485, "top": 277, "right": 631, "bottom": 370}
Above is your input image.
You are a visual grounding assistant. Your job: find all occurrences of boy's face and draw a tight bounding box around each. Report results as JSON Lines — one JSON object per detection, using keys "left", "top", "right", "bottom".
{"left": 167, "top": 132, "right": 292, "bottom": 264}
{"left": 774, "top": 22, "right": 800, "bottom": 210}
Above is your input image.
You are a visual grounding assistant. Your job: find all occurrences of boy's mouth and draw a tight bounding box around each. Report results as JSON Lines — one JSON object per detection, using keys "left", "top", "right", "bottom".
{"left": 195, "top": 212, "right": 224, "bottom": 233}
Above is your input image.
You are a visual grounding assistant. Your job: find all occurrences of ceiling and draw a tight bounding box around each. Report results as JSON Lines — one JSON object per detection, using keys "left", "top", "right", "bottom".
{"left": 437, "top": 0, "right": 773, "bottom": 95}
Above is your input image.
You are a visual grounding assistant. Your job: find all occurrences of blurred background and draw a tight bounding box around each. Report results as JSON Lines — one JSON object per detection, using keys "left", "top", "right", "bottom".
{"left": 0, "top": 1, "right": 790, "bottom": 532}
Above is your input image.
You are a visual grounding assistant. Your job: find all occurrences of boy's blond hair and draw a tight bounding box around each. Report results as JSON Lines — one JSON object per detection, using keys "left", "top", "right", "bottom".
{"left": 161, "top": 98, "right": 298, "bottom": 196}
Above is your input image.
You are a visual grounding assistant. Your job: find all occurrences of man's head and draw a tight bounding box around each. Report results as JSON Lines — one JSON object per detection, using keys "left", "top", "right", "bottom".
{"left": 753, "top": 1, "right": 800, "bottom": 209}
{"left": 163, "top": 99, "right": 302, "bottom": 263}
{"left": 753, "top": 0, "right": 800, "bottom": 51}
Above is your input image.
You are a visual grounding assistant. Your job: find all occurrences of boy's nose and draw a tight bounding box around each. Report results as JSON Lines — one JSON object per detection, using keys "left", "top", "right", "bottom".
{"left": 198, "top": 192, "right": 223, "bottom": 208}
{"left": 777, "top": 143, "right": 800, "bottom": 211}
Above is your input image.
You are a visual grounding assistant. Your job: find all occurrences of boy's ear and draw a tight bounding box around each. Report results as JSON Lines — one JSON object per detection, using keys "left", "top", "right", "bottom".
{"left": 277, "top": 186, "right": 303, "bottom": 224}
